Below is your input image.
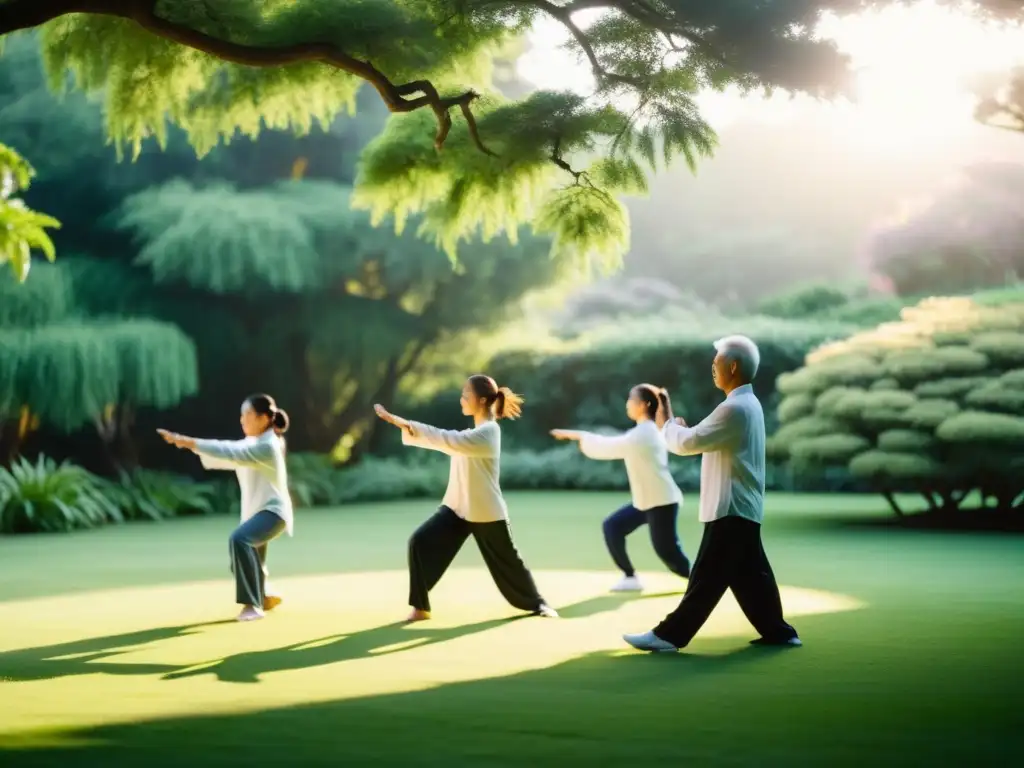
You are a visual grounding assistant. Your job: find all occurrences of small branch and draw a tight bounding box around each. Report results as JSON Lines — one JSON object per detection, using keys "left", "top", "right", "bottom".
{"left": 883, "top": 490, "right": 904, "bottom": 517}
{"left": 550, "top": 137, "right": 586, "bottom": 184}
{"left": 529, "top": 0, "right": 647, "bottom": 90}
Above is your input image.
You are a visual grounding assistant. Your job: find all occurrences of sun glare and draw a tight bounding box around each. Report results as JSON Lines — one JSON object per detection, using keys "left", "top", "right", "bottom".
{"left": 518, "top": 1, "right": 1024, "bottom": 153}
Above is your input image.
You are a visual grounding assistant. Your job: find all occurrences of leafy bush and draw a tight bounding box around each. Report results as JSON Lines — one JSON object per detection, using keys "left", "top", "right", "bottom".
{"left": 290, "top": 443, "right": 846, "bottom": 507}
{"left": 401, "top": 313, "right": 854, "bottom": 454}
{"left": 287, "top": 452, "right": 340, "bottom": 507}
{"left": 756, "top": 282, "right": 854, "bottom": 319}
{"left": 772, "top": 295, "right": 1024, "bottom": 514}
{"left": 0, "top": 455, "right": 122, "bottom": 533}
{"left": 101, "top": 469, "right": 217, "bottom": 520}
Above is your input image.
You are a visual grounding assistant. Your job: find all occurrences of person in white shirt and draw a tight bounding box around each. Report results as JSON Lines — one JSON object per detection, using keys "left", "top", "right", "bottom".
{"left": 623, "top": 336, "right": 801, "bottom": 653}
{"left": 549, "top": 383, "right": 691, "bottom": 592}
{"left": 157, "top": 394, "right": 293, "bottom": 623}
{"left": 374, "top": 374, "right": 558, "bottom": 623}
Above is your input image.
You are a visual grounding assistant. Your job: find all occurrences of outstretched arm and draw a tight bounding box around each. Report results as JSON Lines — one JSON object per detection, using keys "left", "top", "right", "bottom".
{"left": 157, "top": 429, "right": 274, "bottom": 470}
{"left": 192, "top": 437, "right": 276, "bottom": 469}
{"left": 402, "top": 421, "right": 497, "bottom": 458}
{"left": 663, "top": 405, "right": 740, "bottom": 456}
{"left": 552, "top": 428, "right": 637, "bottom": 461}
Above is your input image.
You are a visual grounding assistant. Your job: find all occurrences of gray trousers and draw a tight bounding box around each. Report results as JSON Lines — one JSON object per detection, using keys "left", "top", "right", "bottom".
{"left": 229, "top": 510, "right": 286, "bottom": 606}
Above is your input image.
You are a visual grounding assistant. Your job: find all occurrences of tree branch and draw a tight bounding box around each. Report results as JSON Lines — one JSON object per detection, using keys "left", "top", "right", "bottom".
{"left": 0, "top": 0, "right": 495, "bottom": 153}
{"left": 529, "top": 0, "right": 646, "bottom": 90}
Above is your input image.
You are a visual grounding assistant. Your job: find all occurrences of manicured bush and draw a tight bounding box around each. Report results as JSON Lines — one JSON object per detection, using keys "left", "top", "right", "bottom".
{"left": 403, "top": 314, "right": 854, "bottom": 453}
{"left": 773, "top": 295, "right": 1024, "bottom": 514}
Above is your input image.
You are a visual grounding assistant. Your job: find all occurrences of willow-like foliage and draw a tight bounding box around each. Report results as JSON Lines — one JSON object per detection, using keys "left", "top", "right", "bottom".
{"left": 1, "top": 0, "right": 903, "bottom": 268}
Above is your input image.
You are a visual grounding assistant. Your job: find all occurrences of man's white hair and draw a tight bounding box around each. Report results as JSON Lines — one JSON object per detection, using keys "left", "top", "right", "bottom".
{"left": 714, "top": 335, "right": 760, "bottom": 381}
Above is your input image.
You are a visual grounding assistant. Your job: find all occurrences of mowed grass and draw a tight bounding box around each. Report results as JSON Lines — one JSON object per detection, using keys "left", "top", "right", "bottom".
{"left": 1, "top": 491, "right": 1022, "bottom": 767}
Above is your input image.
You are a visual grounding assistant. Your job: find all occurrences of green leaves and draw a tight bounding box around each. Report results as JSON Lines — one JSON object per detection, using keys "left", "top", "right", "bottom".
{"left": 0, "top": 142, "right": 60, "bottom": 283}
{"left": 116, "top": 179, "right": 339, "bottom": 293}
{"left": 775, "top": 292, "right": 1024, "bottom": 501}
{"left": 24, "top": 0, "right": 853, "bottom": 269}
{"left": 0, "top": 315, "right": 198, "bottom": 434}
{"left": 0, "top": 455, "right": 122, "bottom": 534}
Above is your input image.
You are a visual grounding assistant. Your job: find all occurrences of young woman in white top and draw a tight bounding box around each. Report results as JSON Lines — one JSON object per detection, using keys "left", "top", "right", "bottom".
{"left": 158, "top": 393, "right": 293, "bottom": 623}
{"left": 374, "top": 374, "right": 558, "bottom": 623}
{"left": 551, "top": 383, "right": 691, "bottom": 592}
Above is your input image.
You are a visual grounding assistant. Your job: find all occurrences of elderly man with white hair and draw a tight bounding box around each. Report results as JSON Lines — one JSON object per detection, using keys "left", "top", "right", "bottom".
{"left": 623, "top": 335, "right": 801, "bottom": 653}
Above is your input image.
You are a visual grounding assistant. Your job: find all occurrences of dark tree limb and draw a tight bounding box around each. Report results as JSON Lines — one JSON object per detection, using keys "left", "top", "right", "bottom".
{"left": 0, "top": 0, "right": 494, "bottom": 153}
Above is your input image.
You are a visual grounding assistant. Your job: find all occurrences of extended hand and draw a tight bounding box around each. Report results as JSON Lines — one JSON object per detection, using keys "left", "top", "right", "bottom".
{"left": 550, "top": 429, "right": 580, "bottom": 441}
{"left": 674, "top": 416, "right": 688, "bottom": 427}
{"left": 157, "top": 429, "right": 189, "bottom": 449}
{"left": 374, "top": 404, "right": 411, "bottom": 432}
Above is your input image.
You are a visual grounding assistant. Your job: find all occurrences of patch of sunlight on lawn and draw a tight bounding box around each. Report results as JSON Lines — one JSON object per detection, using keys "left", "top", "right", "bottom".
{"left": 0, "top": 569, "right": 864, "bottom": 747}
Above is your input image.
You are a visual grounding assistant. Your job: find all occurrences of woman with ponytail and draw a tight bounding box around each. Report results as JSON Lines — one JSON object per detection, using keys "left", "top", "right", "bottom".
{"left": 374, "top": 374, "right": 558, "bottom": 622}
{"left": 551, "top": 384, "right": 691, "bottom": 592}
{"left": 158, "top": 394, "right": 293, "bottom": 622}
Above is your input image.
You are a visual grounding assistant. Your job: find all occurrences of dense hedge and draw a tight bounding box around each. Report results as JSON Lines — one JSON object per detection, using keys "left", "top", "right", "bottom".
{"left": 397, "top": 312, "right": 854, "bottom": 452}
{"left": 287, "top": 445, "right": 853, "bottom": 509}
{"left": 771, "top": 296, "right": 1024, "bottom": 514}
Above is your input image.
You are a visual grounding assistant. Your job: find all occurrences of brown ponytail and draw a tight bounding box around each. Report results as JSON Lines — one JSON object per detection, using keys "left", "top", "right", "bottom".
{"left": 494, "top": 386, "right": 524, "bottom": 420}
{"left": 468, "top": 374, "right": 524, "bottom": 420}
{"left": 633, "top": 383, "right": 665, "bottom": 420}
{"left": 656, "top": 388, "right": 670, "bottom": 414}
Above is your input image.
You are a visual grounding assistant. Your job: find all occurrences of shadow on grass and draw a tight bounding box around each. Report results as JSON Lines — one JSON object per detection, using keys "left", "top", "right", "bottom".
{"left": 0, "top": 595, "right": 633, "bottom": 685}
{"left": 0, "top": 645, "right": 803, "bottom": 768}
{"left": 828, "top": 508, "right": 1024, "bottom": 535}
{"left": 2, "top": 608, "right": 1020, "bottom": 767}
{"left": 0, "top": 621, "right": 234, "bottom": 682}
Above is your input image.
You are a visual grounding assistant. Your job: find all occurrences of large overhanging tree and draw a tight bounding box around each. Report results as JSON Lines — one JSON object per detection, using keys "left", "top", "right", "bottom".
{"left": 0, "top": 1, "right": 918, "bottom": 265}
{"left": 2, "top": 1, "right": 1022, "bottom": 269}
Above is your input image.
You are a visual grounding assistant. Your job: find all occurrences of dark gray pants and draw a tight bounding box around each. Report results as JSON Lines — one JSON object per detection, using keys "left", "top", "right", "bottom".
{"left": 229, "top": 510, "right": 286, "bottom": 607}
{"left": 653, "top": 516, "right": 797, "bottom": 648}
{"left": 408, "top": 505, "right": 546, "bottom": 613}
{"left": 603, "top": 502, "right": 691, "bottom": 578}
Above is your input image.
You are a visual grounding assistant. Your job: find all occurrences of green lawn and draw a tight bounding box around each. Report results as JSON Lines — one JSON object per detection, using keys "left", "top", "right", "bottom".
{"left": 1, "top": 492, "right": 1022, "bottom": 767}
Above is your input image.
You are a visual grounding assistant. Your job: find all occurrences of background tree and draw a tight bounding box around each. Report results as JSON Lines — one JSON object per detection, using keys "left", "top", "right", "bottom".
{"left": 109, "top": 178, "right": 565, "bottom": 459}
{"left": 865, "top": 162, "right": 1024, "bottom": 296}
{"left": 0, "top": 0, "right": 879, "bottom": 266}
{"left": 770, "top": 295, "right": 1024, "bottom": 514}
{"left": 0, "top": 262, "right": 197, "bottom": 468}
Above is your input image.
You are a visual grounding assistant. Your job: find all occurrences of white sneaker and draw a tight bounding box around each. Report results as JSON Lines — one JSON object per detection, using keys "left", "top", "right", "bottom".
{"left": 535, "top": 603, "right": 559, "bottom": 618}
{"left": 610, "top": 575, "right": 644, "bottom": 592}
{"left": 236, "top": 605, "right": 265, "bottom": 622}
{"left": 623, "top": 631, "right": 678, "bottom": 653}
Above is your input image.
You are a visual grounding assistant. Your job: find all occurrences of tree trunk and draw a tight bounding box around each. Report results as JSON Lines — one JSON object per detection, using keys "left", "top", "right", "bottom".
{"left": 95, "top": 403, "right": 139, "bottom": 475}
{"left": 883, "top": 490, "right": 905, "bottom": 517}
{"left": 115, "top": 404, "right": 139, "bottom": 472}
{"left": 938, "top": 489, "right": 961, "bottom": 511}
{"left": 0, "top": 418, "right": 22, "bottom": 465}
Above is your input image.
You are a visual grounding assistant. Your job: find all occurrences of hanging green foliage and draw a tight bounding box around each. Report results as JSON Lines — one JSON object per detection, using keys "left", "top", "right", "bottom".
{"left": 0, "top": 0, "right": 897, "bottom": 268}
{"left": 0, "top": 141, "right": 60, "bottom": 283}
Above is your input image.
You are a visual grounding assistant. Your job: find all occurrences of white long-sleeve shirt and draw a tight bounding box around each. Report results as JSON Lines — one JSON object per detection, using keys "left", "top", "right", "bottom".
{"left": 577, "top": 420, "right": 682, "bottom": 511}
{"left": 402, "top": 419, "right": 507, "bottom": 523}
{"left": 194, "top": 430, "right": 294, "bottom": 535}
{"left": 662, "top": 384, "right": 765, "bottom": 524}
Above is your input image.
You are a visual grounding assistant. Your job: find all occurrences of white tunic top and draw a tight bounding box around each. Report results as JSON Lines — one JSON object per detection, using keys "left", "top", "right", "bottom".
{"left": 402, "top": 419, "right": 507, "bottom": 523}
{"left": 577, "top": 420, "right": 683, "bottom": 511}
{"left": 194, "top": 430, "right": 294, "bottom": 535}
{"left": 662, "top": 384, "right": 766, "bottom": 525}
